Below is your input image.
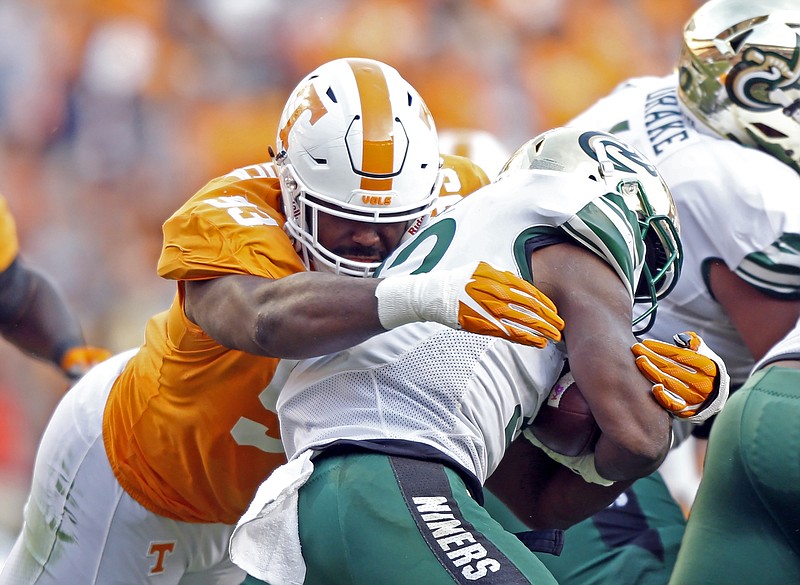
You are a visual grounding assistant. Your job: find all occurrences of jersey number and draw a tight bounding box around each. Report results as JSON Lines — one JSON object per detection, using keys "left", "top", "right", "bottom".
{"left": 229, "top": 359, "right": 297, "bottom": 454}
{"left": 206, "top": 195, "right": 279, "bottom": 227}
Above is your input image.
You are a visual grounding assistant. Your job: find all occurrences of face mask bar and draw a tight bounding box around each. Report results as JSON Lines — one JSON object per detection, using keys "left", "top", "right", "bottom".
{"left": 632, "top": 215, "right": 683, "bottom": 335}
{"left": 280, "top": 162, "right": 437, "bottom": 277}
{"left": 615, "top": 178, "right": 682, "bottom": 335}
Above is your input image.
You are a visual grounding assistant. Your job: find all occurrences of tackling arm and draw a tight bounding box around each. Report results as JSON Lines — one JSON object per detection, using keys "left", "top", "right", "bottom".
{"left": 184, "top": 261, "right": 564, "bottom": 360}
{"left": 184, "top": 272, "right": 386, "bottom": 359}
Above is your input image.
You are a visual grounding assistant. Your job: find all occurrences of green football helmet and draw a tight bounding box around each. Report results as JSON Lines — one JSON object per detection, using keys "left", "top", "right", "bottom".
{"left": 499, "top": 127, "right": 682, "bottom": 333}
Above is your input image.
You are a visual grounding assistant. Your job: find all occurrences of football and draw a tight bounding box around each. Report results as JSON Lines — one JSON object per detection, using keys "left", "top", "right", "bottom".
{"left": 528, "top": 371, "right": 601, "bottom": 457}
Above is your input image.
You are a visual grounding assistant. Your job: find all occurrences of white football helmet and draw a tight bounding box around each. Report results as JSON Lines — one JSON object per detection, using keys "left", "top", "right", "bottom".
{"left": 678, "top": 0, "right": 800, "bottom": 173}
{"left": 498, "top": 127, "right": 682, "bottom": 333}
{"left": 438, "top": 128, "right": 511, "bottom": 179}
{"left": 274, "top": 57, "right": 442, "bottom": 277}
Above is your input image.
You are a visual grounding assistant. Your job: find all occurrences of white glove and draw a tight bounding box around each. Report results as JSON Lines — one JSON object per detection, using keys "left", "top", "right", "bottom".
{"left": 375, "top": 260, "right": 564, "bottom": 348}
{"left": 632, "top": 331, "right": 730, "bottom": 423}
{"left": 523, "top": 429, "right": 614, "bottom": 486}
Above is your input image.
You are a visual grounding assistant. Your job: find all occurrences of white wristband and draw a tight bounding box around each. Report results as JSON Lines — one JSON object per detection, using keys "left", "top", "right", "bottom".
{"left": 523, "top": 429, "right": 615, "bottom": 486}
{"left": 374, "top": 271, "right": 460, "bottom": 330}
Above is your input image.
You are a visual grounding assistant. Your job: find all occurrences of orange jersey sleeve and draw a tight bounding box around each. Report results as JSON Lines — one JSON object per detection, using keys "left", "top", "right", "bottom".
{"left": 0, "top": 195, "right": 20, "bottom": 271}
{"left": 104, "top": 162, "right": 305, "bottom": 524}
{"left": 158, "top": 162, "right": 305, "bottom": 281}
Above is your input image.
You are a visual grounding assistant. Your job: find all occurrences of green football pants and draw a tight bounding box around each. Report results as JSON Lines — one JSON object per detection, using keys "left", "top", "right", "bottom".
{"left": 669, "top": 366, "right": 800, "bottom": 585}
{"left": 244, "top": 451, "right": 559, "bottom": 585}
{"left": 485, "top": 471, "right": 685, "bottom": 585}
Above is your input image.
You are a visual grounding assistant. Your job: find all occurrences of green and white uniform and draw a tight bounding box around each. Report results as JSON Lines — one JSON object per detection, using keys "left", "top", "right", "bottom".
{"left": 572, "top": 73, "right": 800, "bottom": 391}
{"left": 230, "top": 169, "right": 648, "bottom": 585}
{"left": 544, "top": 73, "right": 800, "bottom": 585}
{"left": 669, "top": 324, "right": 800, "bottom": 585}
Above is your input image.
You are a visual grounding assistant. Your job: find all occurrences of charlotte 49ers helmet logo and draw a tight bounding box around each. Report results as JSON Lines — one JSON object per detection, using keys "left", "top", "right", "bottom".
{"left": 578, "top": 131, "right": 659, "bottom": 178}
{"left": 726, "top": 43, "right": 800, "bottom": 112}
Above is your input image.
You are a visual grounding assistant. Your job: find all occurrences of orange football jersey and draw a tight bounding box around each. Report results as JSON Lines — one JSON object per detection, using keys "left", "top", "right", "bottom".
{"left": 103, "top": 162, "right": 305, "bottom": 524}
{"left": 103, "top": 154, "right": 489, "bottom": 525}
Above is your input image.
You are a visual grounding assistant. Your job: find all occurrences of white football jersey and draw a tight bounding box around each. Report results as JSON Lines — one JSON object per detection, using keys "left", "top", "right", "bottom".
{"left": 569, "top": 73, "right": 800, "bottom": 387}
{"left": 278, "top": 170, "right": 646, "bottom": 485}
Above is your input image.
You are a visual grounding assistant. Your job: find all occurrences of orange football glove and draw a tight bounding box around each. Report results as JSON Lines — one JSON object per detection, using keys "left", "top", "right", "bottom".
{"left": 457, "top": 261, "right": 563, "bottom": 347}
{"left": 60, "top": 346, "right": 113, "bottom": 381}
{"left": 375, "top": 260, "right": 564, "bottom": 347}
{"left": 632, "top": 332, "right": 730, "bottom": 423}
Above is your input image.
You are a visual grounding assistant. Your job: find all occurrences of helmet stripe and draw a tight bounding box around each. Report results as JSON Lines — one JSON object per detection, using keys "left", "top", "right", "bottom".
{"left": 349, "top": 59, "right": 394, "bottom": 191}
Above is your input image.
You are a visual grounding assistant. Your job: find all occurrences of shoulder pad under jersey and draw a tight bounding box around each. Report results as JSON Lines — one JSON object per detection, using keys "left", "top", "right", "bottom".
{"left": 559, "top": 191, "right": 644, "bottom": 301}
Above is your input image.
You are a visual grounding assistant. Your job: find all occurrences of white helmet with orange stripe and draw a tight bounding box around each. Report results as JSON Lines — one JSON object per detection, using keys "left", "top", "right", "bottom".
{"left": 438, "top": 128, "right": 510, "bottom": 179}
{"left": 274, "top": 57, "right": 442, "bottom": 276}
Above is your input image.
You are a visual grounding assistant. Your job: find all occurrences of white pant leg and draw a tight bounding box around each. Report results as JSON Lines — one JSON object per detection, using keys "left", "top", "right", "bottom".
{"left": 0, "top": 350, "right": 244, "bottom": 585}
{"left": 659, "top": 435, "right": 703, "bottom": 516}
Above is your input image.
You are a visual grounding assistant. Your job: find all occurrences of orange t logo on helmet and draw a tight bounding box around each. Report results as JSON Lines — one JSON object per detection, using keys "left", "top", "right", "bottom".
{"left": 278, "top": 83, "right": 328, "bottom": 150}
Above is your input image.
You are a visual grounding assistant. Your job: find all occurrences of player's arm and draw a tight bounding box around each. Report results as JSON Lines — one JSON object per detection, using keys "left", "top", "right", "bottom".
{"left": 0, "top": 257, "right": 108, "bottom": 378}
{"left": 184, "top": 272, "right": 385, "bottom": 359}
{"left": 486, "top": 433, "right": 633, "bottom": 530}
{"left": 487, "top": 331, "right": 729, "bottom": 529}
{"left": 184, "top": 261, "right": 564, "bottom": 360}
{"left": 485, "top": 242, "right": 671, "bottom": 529}
{"left": 531, "top": 242, "right": 672, "bottom": 482}
{"left": 707, "top": 259, "right": 800, "bottom": 360}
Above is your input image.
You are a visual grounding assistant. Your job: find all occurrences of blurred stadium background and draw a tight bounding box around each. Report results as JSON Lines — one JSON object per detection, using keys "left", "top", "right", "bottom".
{"left": 0, "top": 0, "right": 702, "bottom": 553}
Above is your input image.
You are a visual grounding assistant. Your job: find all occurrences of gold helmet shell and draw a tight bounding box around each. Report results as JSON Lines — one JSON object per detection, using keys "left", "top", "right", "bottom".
{"left": 678, "top": 0, "right": 800, "bottom": 172}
